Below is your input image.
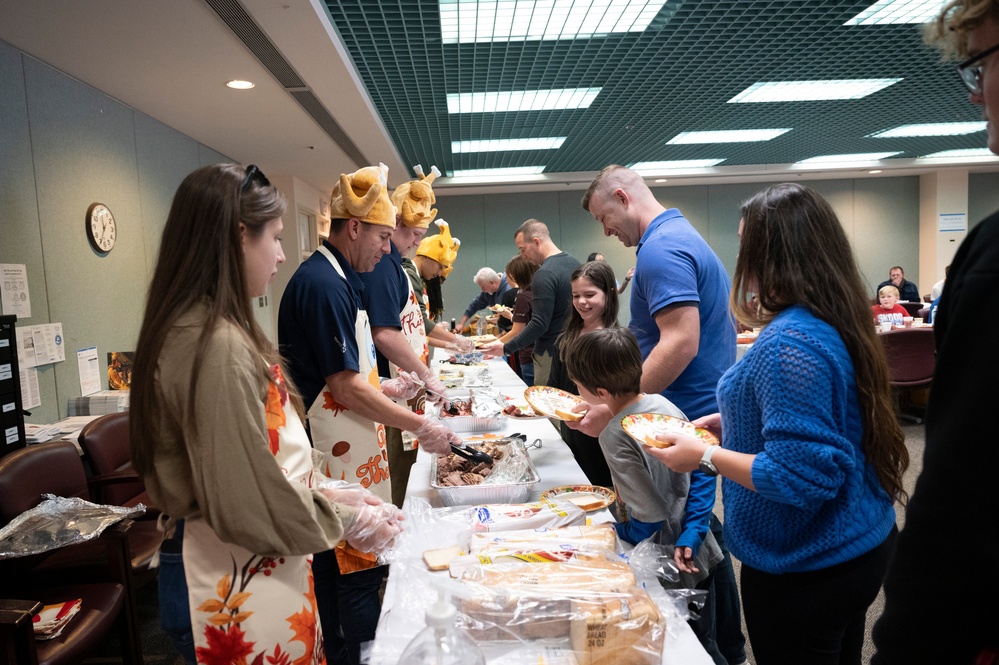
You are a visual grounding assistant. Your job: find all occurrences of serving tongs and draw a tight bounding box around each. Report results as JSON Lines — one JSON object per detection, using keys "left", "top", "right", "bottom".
{"left": 449, "top": 443, "right": 494, "bottom": 465}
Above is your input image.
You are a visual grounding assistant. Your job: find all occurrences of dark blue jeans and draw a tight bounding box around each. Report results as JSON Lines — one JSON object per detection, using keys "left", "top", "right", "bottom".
{"left": 157, "top": 519, "right": 197, "bottom": 665}
{"left": 313, "top": 549, "right": 387, "bottom": 665}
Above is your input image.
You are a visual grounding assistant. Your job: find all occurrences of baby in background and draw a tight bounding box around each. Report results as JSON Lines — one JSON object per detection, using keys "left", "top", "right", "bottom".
{"left": 872, "top": 285, "right": 908, "bottom": 326}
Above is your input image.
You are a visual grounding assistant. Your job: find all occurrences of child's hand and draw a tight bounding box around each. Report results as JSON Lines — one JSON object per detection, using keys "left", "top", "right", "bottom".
{"left": 567, "top": 402, "right": 612, "bottom": 436}
{"left": 673, "top": 546, "right": 700, "bottom": 574}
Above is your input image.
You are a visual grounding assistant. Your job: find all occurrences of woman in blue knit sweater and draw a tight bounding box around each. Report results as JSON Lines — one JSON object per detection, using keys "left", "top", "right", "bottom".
{"left": 646, "top": 183, "right": 909, "bottom": 665}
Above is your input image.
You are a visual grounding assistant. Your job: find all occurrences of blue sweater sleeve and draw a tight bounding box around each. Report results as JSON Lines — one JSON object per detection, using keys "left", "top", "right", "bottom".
{"left": 615, "top": 517, "right": 664, "bottom": 546}
{"left": 676, "top": 469, "right": 715, "bottom": 555}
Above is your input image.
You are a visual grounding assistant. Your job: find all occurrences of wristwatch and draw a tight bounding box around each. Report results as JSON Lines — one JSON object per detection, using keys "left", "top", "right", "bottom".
{"left": 698, "top": 445, "right": 719, "bottom": 477}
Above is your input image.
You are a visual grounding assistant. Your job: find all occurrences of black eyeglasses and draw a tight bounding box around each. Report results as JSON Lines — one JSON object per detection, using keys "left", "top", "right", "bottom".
{"left": 240, "top": 164, "right": 270, "bottom": 193}
{"left": 957, "top": 41, "right": 999, "bottom": 95}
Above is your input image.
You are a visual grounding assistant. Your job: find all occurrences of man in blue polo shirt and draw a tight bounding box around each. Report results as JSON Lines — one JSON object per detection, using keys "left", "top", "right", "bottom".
{"left": 278, "top": 164, "right": 460, "bottom": 665}
{"left": 579, "top": 165, "right": 745, "bottom": 665}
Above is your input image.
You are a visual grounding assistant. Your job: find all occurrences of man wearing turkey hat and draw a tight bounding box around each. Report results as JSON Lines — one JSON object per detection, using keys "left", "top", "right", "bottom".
{"left": 278, "top": 164, "right": 461, "bottom": 664}
{"left": 412, "top": 218, "right": 461, "bottom": 325}
{"left": 358, "top": 165, "right": 473, "bottom": 508}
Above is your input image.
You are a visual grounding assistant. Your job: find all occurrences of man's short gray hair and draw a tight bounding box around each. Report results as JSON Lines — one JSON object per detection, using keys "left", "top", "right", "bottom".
{"left": 474, "top": 267, "right": 500, "bottom": 287}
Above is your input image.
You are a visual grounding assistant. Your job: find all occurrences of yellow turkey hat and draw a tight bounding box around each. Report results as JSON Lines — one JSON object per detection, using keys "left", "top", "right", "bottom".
{"left": 391, "top": 164, "right": 440, "bottom": 229}
{"left": 416, "top": 219, "right": 460, "bottom": 276}
{"left": 329, "top": 163, "right": 396, "bottom": 228}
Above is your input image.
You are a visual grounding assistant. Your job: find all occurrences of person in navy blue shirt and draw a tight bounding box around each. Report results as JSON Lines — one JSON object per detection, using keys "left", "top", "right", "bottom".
{"left": 580, "top": 165, "right": 744, "bottom": 665}
{"left": 876, "top": 266, "right": 921, "bottom": 303}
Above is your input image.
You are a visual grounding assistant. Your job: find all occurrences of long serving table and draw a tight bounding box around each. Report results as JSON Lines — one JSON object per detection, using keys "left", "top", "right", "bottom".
{"left": 368, "top": 356, "right": 712, "bottom": 665}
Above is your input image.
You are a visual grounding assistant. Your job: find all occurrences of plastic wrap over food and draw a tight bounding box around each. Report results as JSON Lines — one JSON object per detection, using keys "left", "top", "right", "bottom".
{"left": 0, "top": 494, "right": 145, "bottom": 559}
{"left": 455, "top": 560, "right": 666, "bottom": 664}
{"left": 471, "top": 499, "right": 586, "bottom": 532}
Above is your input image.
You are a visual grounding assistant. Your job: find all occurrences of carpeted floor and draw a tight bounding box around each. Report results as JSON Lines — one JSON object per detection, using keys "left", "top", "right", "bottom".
{"left": 82, "top": 423, "right": 927, "bottom": 665}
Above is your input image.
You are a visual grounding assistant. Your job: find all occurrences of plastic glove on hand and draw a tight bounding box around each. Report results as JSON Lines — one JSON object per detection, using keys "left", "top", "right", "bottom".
{"left": 381, "top": 370, "right": 422, "bottom": 400}
{"left": 421, "top": 373, "right": 450, "bottom": 407}
{"left": 320, "top": 483, "right": 384, "bottom": 508}
{"left": 343, "top": 502, "right": 405, "bottom": 555}
{"left": 412, "top": 417, "right": 462, "bottom": 455}
{"left": 446, "top": 336, "right": 476, "bottom": 354}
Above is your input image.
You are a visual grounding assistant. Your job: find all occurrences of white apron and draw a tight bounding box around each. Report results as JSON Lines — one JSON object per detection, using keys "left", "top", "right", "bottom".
{"left": 308, "top": 245, "right": 389, "bottom": 573}
{"left": 391, "top": 275, "right": 430, "bottom": 450}
{"left": 182, "top": 364, "right": 326, "bottom": 665}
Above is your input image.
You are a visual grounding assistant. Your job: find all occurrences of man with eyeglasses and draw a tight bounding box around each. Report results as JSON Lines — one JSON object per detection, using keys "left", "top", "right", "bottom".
{"left": 873, "top": 1, "right": 999, "bottom": 662}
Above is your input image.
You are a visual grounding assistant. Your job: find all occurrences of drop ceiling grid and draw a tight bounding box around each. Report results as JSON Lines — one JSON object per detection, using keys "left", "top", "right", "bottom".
{"left": 322, "top": 0, "right": 985, "bottom": 175}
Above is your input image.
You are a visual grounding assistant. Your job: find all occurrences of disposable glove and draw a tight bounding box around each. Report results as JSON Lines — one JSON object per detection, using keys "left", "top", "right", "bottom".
{"left": 411, "top": 417, "right": 461, "bottom": 455}
{"left": 380, "top": 370, "right": 421, "bottom": 400}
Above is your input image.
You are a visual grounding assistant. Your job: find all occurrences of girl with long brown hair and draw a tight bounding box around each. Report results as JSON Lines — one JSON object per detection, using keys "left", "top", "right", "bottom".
{"left": 646, "top": 183, "right": 908, "bottom": 664}
{"left": 131, "top": 163, "right": 401, "bottom": 664}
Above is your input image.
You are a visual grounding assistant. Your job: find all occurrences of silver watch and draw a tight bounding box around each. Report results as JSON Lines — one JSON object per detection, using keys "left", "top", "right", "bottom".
{"left": 698, "top": 445, "right": 719, "bottom": 477}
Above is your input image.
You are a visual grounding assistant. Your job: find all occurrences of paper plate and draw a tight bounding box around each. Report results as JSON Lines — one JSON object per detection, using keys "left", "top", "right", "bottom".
{"left": 502, "top": 400, "right": 544, "bottom": 419}
{"left": 524, "top": 386, "right": 585, "bottom": 421}
{"left": 539, "top": 485, "right": 616, "bottom": 512}
{"left": 621, "top": 413, "right": 720, "bottom": 449}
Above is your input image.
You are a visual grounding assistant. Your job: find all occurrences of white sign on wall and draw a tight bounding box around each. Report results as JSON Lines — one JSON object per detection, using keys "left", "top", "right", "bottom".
{"left": 938, "top": 213, "right": 967, "bottom": 232}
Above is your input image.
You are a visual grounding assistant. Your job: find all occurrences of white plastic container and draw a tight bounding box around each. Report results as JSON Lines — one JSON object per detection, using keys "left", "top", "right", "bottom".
{"left": 397, "top": 590, "right": 485, "bottom": 665}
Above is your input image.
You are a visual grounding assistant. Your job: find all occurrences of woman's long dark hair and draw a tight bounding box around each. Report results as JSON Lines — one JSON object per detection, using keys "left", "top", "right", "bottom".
{"left": 505, "top": 254, "right": 539, "bottom": 292}
{"left": 734, "top": 183, "right": 908, "bottom": 504}
{"left": 557, "top": 260, "right": 619, "bottom": 359}
{"left": 130, "top": 164, "right": 291, "bottom": 474}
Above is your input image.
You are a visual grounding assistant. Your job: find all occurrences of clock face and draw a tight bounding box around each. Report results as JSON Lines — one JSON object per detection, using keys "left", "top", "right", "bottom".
{"left": 86, "top": 203, "right": 116, "bottom": 253}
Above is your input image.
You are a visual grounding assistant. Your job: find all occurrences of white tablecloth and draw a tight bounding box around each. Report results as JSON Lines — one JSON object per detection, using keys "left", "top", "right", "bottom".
{"left": 368, "top": 357, "right": 712, "bottom": 665}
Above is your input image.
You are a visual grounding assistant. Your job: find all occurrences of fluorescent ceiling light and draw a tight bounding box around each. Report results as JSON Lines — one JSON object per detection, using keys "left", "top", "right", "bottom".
{"left": 452, "top": 137, "right": 566, "bottom": 153}
{"left": 845, "top": 0, "right": 943, "bottom": 25}
{"left": 630, "top": 159, "right": 726, "bottom": 173}
{"left": 794, "top": 152, "right": 901, "bottom": 166}
{"left": 448, "top": 166, "right": 546, "bottom": 177}
{"left": 870, "top": 122, "right": 987, "bottom": 137}
{"left": 447, "top": 88, "right": 601, "bottom": 114}
{"left": 667, "top": 129, "right": 791, "bottom": 144}
{"left": 226, "top": 80, "right": 254, "bottom": 89}
{"left": 728, "top": 79, "right": 902, "bottom": 103}
{"left": 439, "top": 0, "right": 667, "bottom": 44}
{"left": 921, "top": 148, "right": 997, "bottom": 158}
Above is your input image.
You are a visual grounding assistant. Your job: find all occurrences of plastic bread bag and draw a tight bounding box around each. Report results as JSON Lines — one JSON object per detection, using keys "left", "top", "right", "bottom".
{"left": 453, "top": 560, "right": 666, "bottom": 664}
{"left": 449, "top": 542, "right": 629, "bottom": 579}
{"left": 468, "top": 522, "right": 620, "bottom": 555}
{"left": 0, "top": 494, "right": 145, "bottom": 559}
{"left": 471, "top": 499, "right": 586, "bottom": 532}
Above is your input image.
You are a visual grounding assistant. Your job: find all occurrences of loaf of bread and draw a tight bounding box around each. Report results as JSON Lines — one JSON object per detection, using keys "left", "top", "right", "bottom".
{"left": 569, "top": 588, "right": 665, "bottom": 665}
{"left": 471, "top": 500, "right": 586, "bottom": 532}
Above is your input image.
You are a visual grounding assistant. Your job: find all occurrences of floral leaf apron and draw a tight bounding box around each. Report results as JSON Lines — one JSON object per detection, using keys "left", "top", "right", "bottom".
{"left": 183, "top": 365, "right": 326, "bottom": 665}
{"left": 308, "top": 245, "right": 390, "bottom": 573}
{"left": 391, "top": 275, "right": 430, "bottom": 451}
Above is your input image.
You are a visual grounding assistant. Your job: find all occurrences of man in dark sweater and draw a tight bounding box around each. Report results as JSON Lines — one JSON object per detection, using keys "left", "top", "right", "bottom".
{"left": 480, "top": 219, "right": 579, "bottom": 385}
{"left": 876, "top": 265, "right": 921, "bottom": 302}
{"left": 873, "top": 2, "right": 999, "bottom": 661}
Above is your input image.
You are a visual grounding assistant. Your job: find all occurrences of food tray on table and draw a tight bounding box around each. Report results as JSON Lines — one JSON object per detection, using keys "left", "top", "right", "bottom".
{"left": 437, "top": 390, "right": 506, "bottom": 433}
{"left": 431, "top": 437, "right": 540, "bottom": 507}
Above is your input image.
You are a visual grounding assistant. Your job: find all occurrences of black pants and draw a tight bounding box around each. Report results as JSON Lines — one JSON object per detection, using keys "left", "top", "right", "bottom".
{"left": 313, "top": 549, "right": 387, "bottom": 665}
{"left": 740, "top": 527, "right": 897, "bottom": 665}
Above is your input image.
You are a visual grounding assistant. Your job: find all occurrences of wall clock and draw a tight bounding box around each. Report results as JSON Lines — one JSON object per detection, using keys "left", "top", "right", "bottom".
{"left": 86, "top": 203, "right": 116, "bottom": 253}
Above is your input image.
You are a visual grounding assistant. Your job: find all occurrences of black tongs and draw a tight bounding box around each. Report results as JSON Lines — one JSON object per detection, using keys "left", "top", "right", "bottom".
{"left": 449, "top": 443, "right": 494, "bottom": 465}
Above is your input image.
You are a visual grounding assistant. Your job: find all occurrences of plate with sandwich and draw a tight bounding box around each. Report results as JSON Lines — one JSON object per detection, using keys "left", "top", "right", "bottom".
{"left": 621, "top": 413, "right": 720, "bottom": 448}
{"left": 524, "top": 385, "right": 586, "bottom": 421}
{"left": 539, "top": 484, "right": 616, "bottom": 512}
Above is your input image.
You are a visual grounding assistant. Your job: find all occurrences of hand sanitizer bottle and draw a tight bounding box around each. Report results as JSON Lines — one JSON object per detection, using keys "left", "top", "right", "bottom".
{"left": 397, "top": 589, "right": 485, "bottom": 665}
